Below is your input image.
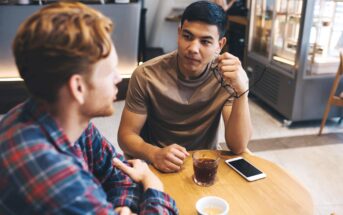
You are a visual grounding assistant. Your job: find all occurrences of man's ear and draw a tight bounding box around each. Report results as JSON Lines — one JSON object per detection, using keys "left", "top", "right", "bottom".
{"left": 68, "top": 74, "right": 87, "bottom": 105}
{"left": 219, "top": 36, "right": 227, "bottom": 51}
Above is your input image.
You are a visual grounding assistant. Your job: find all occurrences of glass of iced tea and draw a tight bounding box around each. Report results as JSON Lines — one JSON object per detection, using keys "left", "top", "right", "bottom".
{"left": 192, "top": 150, "right": 220, "bottom": 186}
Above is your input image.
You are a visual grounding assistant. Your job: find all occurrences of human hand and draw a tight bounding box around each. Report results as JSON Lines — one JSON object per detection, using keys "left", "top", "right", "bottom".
{"left": 114, "top": 206, "right": 137, "bottom": 215}
{"left": 151, "top": 144, "right": 189, "bottom": 173}
{"left": 217, "top": 52, "right": 249, "bottom": 95}
{"left": 112, "top": 158, "right": 163, "bottom": 191}
{"left": 212, "top": 0, "right": 237, "bottom": 11}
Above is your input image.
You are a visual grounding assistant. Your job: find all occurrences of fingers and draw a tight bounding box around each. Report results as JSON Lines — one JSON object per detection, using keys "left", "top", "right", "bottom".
{"left": 155, "top": 165, "right": 174, "bottom": 173}
{"left": 112, "top": 158, "right": 133, "bottom": 176}
{"left": 218, "top": 59, "right": 240, "bottom": 69}
{"left": 152, "top": 144, "right": 190, "bottom": 173}
{"left": 115, "top": 206, "right": 132, "bottom": 215}
{"left": 218, "top": 52, "right": 238, "bottom": 61}
{"left": 172, "top": 144, "right": 190, "bottom": 157}
{"left": 217, "top": 55, "right": 241, "bottom": 72}
{"left": 119, "top": 207, "right": 131, "bottom": 215}
{"left": 165, "top": 144, "right": 189, "bottom": 166}
{"left": 170, "top": 148, "right": 187, "bottom": 161}
{"left": 217, "top": 55, "right": 241, "bottom": 79}
{"left": 220, "top": 65, "right": 240, "bottom": 74}
{"left": 166, "top": 153, "right": 183, "bottom": 166}
{"left": 155, "top": 160, "right": 181, "bottom": 173}
{"left": 216, "top": 52, "right": 248, "bottom": 92}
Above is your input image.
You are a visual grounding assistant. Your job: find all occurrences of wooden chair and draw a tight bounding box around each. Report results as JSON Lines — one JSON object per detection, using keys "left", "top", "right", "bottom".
{"left": 318, "top": 53, "right": 343, "bottom": 135}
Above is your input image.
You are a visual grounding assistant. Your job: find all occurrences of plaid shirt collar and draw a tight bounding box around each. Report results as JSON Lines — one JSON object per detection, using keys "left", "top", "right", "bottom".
{"left": 23, "top": 98, "right": 74, "bottom": 153}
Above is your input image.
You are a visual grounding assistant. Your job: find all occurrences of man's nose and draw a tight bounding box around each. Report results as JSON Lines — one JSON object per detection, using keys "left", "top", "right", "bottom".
{"left": 187, "top": 40, "right": 200, "bottom": 54}
{"left": 113, "top": 72, "right": 122, "bottom": 85}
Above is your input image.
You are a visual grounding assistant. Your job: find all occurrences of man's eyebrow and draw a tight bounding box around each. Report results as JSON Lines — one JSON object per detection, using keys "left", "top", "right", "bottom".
{"left": 182, "top": 29, "right": 193, "bottom": 36}
{"left": 182, "top": 29, "right": 214, "bottom": 41}
{"left": 200, "top": 36, "right": 214, "bottom": 41}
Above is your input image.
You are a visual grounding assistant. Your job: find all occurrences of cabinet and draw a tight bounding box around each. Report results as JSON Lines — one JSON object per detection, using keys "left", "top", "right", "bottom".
{"left": 227, "top": 15, "right": 248, "bottom": 67}
{"left": 247, "top": 0, "right": 343, "bottom": 122}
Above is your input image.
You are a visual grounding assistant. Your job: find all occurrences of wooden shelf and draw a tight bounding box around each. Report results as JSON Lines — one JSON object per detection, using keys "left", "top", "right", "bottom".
{"left": 165, "top": 8, "right": 183, "bottom": 22}
{"left": 228, "top": 15, "right": 248, "bottom": 26}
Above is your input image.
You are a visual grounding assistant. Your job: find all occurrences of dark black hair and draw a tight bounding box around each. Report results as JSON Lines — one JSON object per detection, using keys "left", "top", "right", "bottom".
{"left": 180, "top": 1, "right": 227, "bottom": 38}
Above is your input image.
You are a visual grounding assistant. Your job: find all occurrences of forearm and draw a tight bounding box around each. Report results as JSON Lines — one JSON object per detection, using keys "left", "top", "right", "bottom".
{"left": 141, "top": 169, "right": 164, "bottom": 192}
{"left": 224, "top": 94, "right": 252, "bottom": 153}
{"left": 118, "top": 131, "right": 159, "bottom": 162}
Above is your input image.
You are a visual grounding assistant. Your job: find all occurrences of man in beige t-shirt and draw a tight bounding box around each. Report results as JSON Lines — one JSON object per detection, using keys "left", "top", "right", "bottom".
{"left": 118, "top": 1, "right": 253, "bottom": 173}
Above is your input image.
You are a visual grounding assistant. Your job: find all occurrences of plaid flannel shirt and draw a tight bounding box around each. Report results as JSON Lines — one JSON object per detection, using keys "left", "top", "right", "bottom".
{"left": 0, "top": 99, "right": 178, "bottom": 215}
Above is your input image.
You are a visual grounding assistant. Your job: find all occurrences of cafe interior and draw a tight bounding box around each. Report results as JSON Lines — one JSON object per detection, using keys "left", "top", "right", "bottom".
{"left": 0, "top": 0, "right": 342, "bottom": 214}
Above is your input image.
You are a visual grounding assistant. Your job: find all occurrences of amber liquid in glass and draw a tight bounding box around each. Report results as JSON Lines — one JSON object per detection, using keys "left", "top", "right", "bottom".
{"left": 193, "top": 158, "right": 218, "bottom": 185}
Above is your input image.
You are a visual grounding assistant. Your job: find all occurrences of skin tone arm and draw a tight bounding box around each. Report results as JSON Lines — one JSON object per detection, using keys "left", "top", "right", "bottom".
{"left": 218, "top": 52, "right": 253, "bottom": 153}
{"left": 118, "top": 108, "right": 189, "bottom": 173}
{"left": 212, "top": 0, "right": 237, "bottom": 11}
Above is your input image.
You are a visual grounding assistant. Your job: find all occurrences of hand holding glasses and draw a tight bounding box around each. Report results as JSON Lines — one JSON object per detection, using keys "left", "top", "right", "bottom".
{"left": 210, "top": 52, "right": 266, "bottom": 99}
{"left": 210, "top": 54, "right": 249, "bottom": 99}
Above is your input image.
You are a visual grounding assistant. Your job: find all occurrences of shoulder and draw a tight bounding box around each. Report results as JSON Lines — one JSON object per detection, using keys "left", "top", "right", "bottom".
{"left": 0, "top": 100, "right": 64, "bottom": 168}
{"left": 0, "top": 101, "right": 26, "bottom": 133}
{"left": 0, "top": 123, "right": 76, "bottom": 188}
{"left": 0, "top": 121, "right": 59, "bottom": 162}
{"left": 132, "top": 51, "right": 177, "bottom": 78}
{"left": 0, "top": 102, "right": 43, "bottom": 149}
{"left": 0, "top": 125, "right": 106, "bottom": 213}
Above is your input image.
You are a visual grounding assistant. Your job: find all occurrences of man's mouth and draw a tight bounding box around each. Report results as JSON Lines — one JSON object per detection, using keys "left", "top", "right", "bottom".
{"left": 185, "top": 56, "right": 200, "bottom": 64}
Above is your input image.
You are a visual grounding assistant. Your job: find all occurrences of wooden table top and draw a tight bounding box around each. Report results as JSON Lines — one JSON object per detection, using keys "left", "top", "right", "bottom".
{"left": 150, "top": 150, "right": 314, "bottom": 215}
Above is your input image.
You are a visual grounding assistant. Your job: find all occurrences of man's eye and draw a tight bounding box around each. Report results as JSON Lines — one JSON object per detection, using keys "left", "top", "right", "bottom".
{"left": 201, "top": 40, "right": 211, "bottom": 45}
{"left": 183, "top": 34, "right": 192, "bottom": 40}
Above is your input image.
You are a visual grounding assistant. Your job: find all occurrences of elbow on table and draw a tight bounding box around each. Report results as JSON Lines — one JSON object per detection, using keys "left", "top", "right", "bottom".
{"left": 226, "top": 139, "right": 250, "bottom": 154}
{"left": 225, "top": 127, "right": 253, "bottom": 154}
{"left": 230, "top": 146, "right": 246, "bottom": 155}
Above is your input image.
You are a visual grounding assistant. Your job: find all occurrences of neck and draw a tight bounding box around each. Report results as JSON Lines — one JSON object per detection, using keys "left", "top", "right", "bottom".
{"left": 46, "top": 101, "right": 89, "bottom": 145}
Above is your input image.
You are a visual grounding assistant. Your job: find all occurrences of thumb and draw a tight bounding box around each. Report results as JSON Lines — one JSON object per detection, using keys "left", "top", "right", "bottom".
{"left": 119, "top": 207, "right": 132, "bottom": 215}
{"left": 113, "top": 158, "right": 132, "bottom": 174}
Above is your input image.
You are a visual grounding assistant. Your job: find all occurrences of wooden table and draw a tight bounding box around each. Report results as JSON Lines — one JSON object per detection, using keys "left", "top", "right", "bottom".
{"left": 150, "top": 150, "right": 314, "bottom": 215}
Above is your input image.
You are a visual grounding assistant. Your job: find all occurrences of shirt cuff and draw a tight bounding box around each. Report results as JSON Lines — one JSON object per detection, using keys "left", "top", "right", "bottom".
{"left": 140, "top": 188, "right": 178, "bottom": 214}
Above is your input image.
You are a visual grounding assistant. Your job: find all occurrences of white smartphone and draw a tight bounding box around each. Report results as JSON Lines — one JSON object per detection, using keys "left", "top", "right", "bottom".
{"left": 225, "top": 157, "right": 266, "bottom": 182}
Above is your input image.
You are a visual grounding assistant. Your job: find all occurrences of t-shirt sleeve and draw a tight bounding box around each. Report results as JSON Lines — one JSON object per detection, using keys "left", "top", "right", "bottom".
{"left": 125, "top": 67, "right": 148, "bottom": 114}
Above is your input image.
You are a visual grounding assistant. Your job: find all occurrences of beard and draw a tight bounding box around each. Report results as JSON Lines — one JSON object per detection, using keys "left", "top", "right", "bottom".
{"left": 91, "top": 104, "right": 114, "bottom": 117}
{"left": 81, "top": 100, "right": 115, "bottom": 119}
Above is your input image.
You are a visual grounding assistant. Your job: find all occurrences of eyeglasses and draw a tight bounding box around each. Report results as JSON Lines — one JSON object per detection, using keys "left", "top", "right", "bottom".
{"left": 210, "top": 60, "right": 266, "bottom": 99}
{"left": 210, "top": 60, "right": 241, "bottom": 99}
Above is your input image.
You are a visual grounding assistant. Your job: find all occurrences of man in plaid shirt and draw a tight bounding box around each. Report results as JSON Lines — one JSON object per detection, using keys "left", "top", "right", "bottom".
{"left": 0, "top": 2, "right": 178, "bottom": 215}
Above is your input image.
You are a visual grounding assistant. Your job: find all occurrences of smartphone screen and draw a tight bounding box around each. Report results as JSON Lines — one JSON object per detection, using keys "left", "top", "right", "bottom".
{"left": 225, "top": 157, "right": 266, "bottom": 181}
{"left": 228, "top": 158, "right": 262, "bottom": 177}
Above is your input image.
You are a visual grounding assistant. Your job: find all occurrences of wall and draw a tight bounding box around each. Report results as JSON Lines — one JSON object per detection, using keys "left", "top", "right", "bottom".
{"left": 0, "top": 3, "right": 141, "bottom": 113}
{"left": 144, "top": 0, "right": 196, "bottom": 53}
{"left": 0, "top": 3, "right": 140, "bottom": 78}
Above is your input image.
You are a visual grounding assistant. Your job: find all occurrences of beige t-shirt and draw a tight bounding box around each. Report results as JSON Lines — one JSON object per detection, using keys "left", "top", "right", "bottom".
{"left": 125, "top": 51, "right": 234, "bottom": 150}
